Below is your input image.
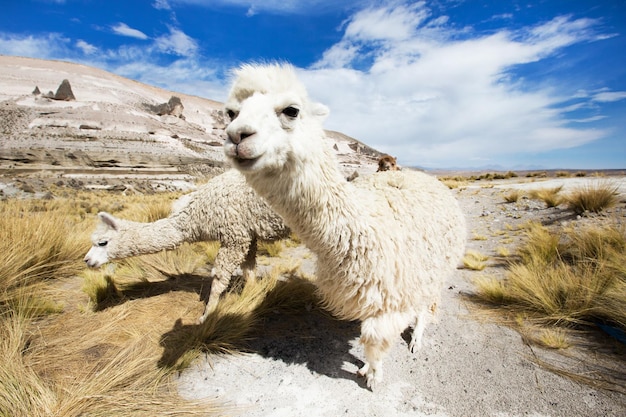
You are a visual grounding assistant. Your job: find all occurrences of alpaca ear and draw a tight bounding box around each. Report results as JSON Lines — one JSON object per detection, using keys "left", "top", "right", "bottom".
{"left": 98, "top": 211, "right": 119, "bottom": 231}
{"left": 310, "top": 102, "right": 329, "bottom": 122}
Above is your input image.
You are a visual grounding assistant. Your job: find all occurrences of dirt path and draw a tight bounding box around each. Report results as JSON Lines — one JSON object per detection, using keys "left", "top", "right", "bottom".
{"left": 177, "top": 177, "right": 626, "bottom": 417}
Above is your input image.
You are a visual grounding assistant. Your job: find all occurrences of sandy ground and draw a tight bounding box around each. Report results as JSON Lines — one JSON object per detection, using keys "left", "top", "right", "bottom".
{"left": 177, "top": 176, "right": 626, "bottom": 417}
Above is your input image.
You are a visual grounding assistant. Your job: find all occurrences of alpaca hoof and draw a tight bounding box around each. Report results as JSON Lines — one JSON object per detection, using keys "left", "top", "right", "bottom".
{"left": 357, "top": 363, "right": 382, "bottom": 389}
{"left": 409, "top": 333, "right": 423, "bottom": 353}
{"left": 408, "top": 339, "right": 421, "bottom": 354}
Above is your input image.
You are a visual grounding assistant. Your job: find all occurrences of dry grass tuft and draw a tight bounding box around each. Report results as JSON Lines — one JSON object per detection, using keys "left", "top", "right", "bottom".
{"left": 439, "top": 175, "right": 469, "bottom": 189}
{"left": 528, "top": 186, "right": 563, "bottom": 208}
{"left": 495, "top": 246, "right": 511, "bottom": 257}
{"left": 462, "top": 250, "right": 489, "bottom": 271}
{"left": 259, "top": 240, "right": 284, "bottom": 257}
{"left": 1, "top": 302, "right": 214, "bottom": 416}
{"left": 564, "top": 181, "right": 620, "bottom": 215}
{"left": 474, "top": 222, "right": 626, "bottom": 328}
{"left": 0, "top": 199, "right": 88, "bottom": 317}
{"left": 503, "top": 189, "right": 523, "bottom": 203}
{"left": 468, "top": 221, "right": 626, "bottom": 391}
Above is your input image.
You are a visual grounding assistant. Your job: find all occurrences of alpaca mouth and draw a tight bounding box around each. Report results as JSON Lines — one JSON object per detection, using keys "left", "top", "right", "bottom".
{"left": 233, "top": 156, "right": 260, "bottom": 170}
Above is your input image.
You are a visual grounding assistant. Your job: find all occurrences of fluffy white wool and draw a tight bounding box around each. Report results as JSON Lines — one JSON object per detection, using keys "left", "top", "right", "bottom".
{"left": 84, "top": 169, "right": 290, "bottom": 323}
{"left": 223, "top": 63, "right": 466, "bottom": 388}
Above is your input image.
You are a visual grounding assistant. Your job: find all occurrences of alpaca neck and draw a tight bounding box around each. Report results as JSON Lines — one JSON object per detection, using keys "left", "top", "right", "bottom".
{"left": 113, "top": 216, "right": 188, "bottom": 259}
{"left": 247, "top": 147, "right": 362, "bottom": 261}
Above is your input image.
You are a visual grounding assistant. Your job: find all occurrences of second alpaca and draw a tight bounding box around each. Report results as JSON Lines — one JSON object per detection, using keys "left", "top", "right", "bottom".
{"left": 84, "top": 169, "right": 290, "bottom": 323}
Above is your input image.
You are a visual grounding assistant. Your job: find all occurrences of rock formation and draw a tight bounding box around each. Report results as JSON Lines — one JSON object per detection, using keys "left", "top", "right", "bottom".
{"left": 53, "top": 79, "right": 75, "bottom": 101}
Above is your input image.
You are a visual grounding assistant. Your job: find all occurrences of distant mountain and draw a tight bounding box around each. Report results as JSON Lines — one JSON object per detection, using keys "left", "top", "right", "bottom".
{"left": 0, "top": 55, "right": 382, "bottom": 192}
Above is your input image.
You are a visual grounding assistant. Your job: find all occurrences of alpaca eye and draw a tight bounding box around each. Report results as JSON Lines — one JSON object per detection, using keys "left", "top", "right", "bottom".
{"left": 226, "top": 109, "right": 237, "bottom": 120}
{"left": 282, "top": 106, "right": 299, "bottom": 118}
{"left": 98, "top": 240, "right": 108, "bottom": 247}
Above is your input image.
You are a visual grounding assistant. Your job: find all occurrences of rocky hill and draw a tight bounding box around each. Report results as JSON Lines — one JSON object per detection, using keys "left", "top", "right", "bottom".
{"left": 0, "top": 55, "right": 383, "bottom": 195}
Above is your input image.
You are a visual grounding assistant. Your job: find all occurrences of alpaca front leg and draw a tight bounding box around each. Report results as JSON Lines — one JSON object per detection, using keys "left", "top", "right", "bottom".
{"left": 197, "top": 244, "right": 247, "bottom": 324}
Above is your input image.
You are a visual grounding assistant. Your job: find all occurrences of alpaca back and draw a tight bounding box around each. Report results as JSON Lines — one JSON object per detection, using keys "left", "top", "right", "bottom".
{"left": 178, "top": 170, "right": 290, "bottom": 243}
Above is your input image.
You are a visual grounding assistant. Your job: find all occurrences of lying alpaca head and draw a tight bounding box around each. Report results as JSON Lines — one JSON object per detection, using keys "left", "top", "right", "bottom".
{"left": 377, "top": 155, "right": 400, "bottom": 172}
{"left": 224, "top": 63, "right": 329, "bottom": 174}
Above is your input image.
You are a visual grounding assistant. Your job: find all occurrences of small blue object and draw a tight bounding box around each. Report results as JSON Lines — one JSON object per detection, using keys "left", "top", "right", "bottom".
{"left": 596, "top": 322, "right": 626, "bottom": 344}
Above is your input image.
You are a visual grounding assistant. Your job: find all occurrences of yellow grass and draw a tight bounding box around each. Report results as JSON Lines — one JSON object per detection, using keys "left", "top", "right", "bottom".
{"left": 495, "top": 246, "right": 511, "bottom": 257}
{"left": 462, "top": 250, "right": 489, "bottom": 271}
{"left": 441, "top": 179, "right": 467, "bottom": 189}
{"left": 1, "top": 190, "right": 313, "bottom": 416}
{"left": 565, "top": 181, "right": 620, "bottom": 215}
{"left": 0, "top": 199, "right": 88, "bottom": 317}
{"left": 259, "top": 240, "right": 284, "bottom": 257}
{"left": 472, "top": 222, "right": 626, "bottom": 331}
{"left": 503, "top": 189, "right": 522, "bottom": 203}
{"left": 469, "top": 221, "right": 626, "bottom": 392}
{"left": 528, "top": 186, "right": 563, "bottom": 208}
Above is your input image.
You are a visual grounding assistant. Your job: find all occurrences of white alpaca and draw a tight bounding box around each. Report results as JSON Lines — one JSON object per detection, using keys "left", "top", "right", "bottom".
{"left": 84, "top": 169, "right": 290, "bottom": 324}
{"left": 222, "top": 63, "right": 466, "bottom": 388}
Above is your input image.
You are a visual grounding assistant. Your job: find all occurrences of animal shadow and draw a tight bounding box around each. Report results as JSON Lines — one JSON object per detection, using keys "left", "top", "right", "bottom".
{"left": 158, "top": 278, "right": 366, "bottom": 387}
{"left": 246, "top": 309, "right": 364, "bottom": 385}
{"left": 93, "top": 268, "right": 217, "bottom": 312}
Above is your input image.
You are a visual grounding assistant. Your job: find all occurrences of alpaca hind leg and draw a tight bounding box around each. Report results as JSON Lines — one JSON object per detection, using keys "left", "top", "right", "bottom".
{"left": 197, "top": 243, "right": 248, "bottom": 324}
{"left": 408, "top": 307, "right": 429, "bottom": 353}
{"left": 357, "top": 312, "right": 410, "bottom": 388}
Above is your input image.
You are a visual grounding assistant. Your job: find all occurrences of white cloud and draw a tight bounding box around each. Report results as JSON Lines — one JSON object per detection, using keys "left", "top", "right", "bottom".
{"left": 152, "top": 0, "right": 171, "bottom": 10}
{"left": 592, "top": 91, "right": 626, "bottom": 102}
{"left": 111, "top": 23, "right": 149, "bottom": 40}
{"left": 76, "top": 40, "right": 98, "bottom": 54}
{"left": 113, "top": 58, "right": 227, "bottom": 100}
{"left": 0, "top": 32, "right": 70, "bottom": 59}
{"left": 343, "top": 3, "right": 429, "bottom": 42}
{"left": 571, "top": 115, "right": 606, "bottom": 123}
{"left": 304, "top": 3, "right": 612, "bottom": 168}
{"left": 155, "top": 26, "right": 198, "bottom": 56}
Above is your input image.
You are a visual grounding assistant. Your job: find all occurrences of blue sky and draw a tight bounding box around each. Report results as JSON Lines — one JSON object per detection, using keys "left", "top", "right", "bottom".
{"left": 1, "top": 0, "right": 625, "bottom": 169}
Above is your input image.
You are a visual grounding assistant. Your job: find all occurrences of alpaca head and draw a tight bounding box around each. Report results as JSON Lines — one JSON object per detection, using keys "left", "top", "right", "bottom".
{"left": 84, "top": 211, "right": 122, "bottom": 268}
{"left": 377, "top": 155, "right": 400, "bottom": 172}
{"left": 223, "top": 63, "right": 329, "bottom": 174}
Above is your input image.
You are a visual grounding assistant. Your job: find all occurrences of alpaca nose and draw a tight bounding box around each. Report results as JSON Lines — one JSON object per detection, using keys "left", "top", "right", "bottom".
{"left": 228, "top": 130, "right": 254, "bottom": 145}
